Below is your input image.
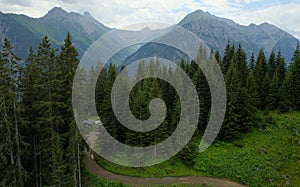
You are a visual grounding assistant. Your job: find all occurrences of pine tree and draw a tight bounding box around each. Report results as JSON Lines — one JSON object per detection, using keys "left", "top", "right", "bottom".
{"left": 35, "top": 36, "right": 59, "bottom": 186}
{"left": 253, "top": 49, "right": 268, "bottom": 109}
{"left": 245, "top": 72, "right": 259, "bottom": 127}
{"left": 235, "top": 44, "right": 249, "bottom": 86}
{"left": 100, "top": 64, "right": 119, "bottom": 150}
{"left": 267, "top": 51, "right": 276, "bottom": 79}
{"left": 21, "top": 47, "right": 42, "bottom": 186}
{"left": 221, "top": 42, "right": 235, "bottom": 74}
{"left": 266, "top": 50, "right": 286, "bottom": 110}
{"left": 57, "top": 33, "right": 82, "bottom": 187}
{"left": 275, "top": 50, "right": 286, "bottom": 84}
{"left": 249, "top": 53, "right": 255, "bottom": 71}
{"left": 95, "top": 62, "right": 107, "bottom": 116}
{"left": 222, "top": 60, "right": 241, "bottom": 140}
{"left": 0, "top": 37, "right": 26, "bottom": 186}
{"left": 279, "top": 43, "right": 300, "bottom": 111}
{"left": 214, "top": 50, "right": 222, "bottom": 65}
{"left": 261, "top": 73, "right": 271, "bottom": 108}
{"left": 220, "top": 59, "right": 253, "bottom": 140}
{"left": 192, "top": 61, "right": 210, "bottom": 129}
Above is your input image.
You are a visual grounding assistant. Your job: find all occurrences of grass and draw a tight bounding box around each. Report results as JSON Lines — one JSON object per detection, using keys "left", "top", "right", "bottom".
{"left": 92, "top": 111, "right": 300, "bottom": 187}
{"left": 194, "top": 111, "right": 300, "bottom": 187}
{"left": 95, "top": 155, "right": 201, "bottom": 178}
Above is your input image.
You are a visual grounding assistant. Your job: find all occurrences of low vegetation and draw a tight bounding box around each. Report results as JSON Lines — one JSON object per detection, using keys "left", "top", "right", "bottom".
{"left": 94, "top": 111, "right": 300, "bottom": 187}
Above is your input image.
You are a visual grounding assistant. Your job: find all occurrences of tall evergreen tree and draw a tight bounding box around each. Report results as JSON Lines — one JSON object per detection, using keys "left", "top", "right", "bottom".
{"left": 253, "top": 48, "right": 268, "bottom": 109}
{"left": 221, "top": 42, "right": 235, "bottom": 74}
{"left": 267, "top": 50, "right": 286, "bottom": 110}
{"left": 0, "top": 37, "right": 26, "bottom": 186}
{"left": 234, "top": 44, "right": 249, "bottom": 86}
{"left": 275, "top": 50, "right": 286, "bottom": 83}
{"left": 220, "top": 57, "right": 256, "bottom": 140}
{"left": 57, "top": 33, "right": 82, "bottom": 187}
{"left": 267, "top": 51, "right": 276, "bottom": 79}
{"left": 261, "top": 73, "right": 271, "bottom": 108}
{"left": 249, "top": 53, "right": 255, "bottom": 71}
{"left": 35, "top": 36, "right": 59, "bottom": 186}
{"left": 279, "top": 43, "right": 300, "bottom": 111}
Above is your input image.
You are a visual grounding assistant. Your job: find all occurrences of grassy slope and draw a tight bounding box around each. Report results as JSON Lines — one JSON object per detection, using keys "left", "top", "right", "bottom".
{"left": 88, "top": 112, "right": 300, "bottom": 187}
{"left": 195, "top": 111, "right": 300, "bottom": 186}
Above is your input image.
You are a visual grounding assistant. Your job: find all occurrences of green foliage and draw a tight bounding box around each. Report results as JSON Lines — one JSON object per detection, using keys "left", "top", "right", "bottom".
{"left": 279, "top": 43, "right": 300, "bottom": 111}
{"left": 220, "top": 58, "right": 256, "bottom": 140}
{"left": 95, "top": 154, "right": 200, "bottom": 178}
{"left": 1, "top": 32, "right": 300, "bottom": 187}
{"left": 194, "top": 111, "right": 300, "bottom": 187}
{"left": 221, "top": 42, "right": 235, "bottom": 74}
{"left": 0, "top": 37, "right": 26, "bottom": 186}
{"left": 18, "top": 34, "right": 83, "bottom": 186}
{"left": 253, "top": 49, "right": 268, "bottom": 109}
{"left": 83, "top": 170, "right": 126, "bottom": 187}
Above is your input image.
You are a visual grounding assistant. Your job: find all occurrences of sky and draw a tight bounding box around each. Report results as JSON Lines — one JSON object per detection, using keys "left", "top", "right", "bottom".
{"left": 0, "top": 0, "right": 299, "bottom": 39}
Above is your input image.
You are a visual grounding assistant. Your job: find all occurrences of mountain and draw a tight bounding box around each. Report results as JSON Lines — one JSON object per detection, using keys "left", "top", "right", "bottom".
{"left": 0, "top": 7, "right": 298, "bottom": 63}
{"left": 120, "top": 10, "right": 299, "bottom": 67}
{"left": 178, "top": 10, "right": 299, "bottom": 62}
{"left": 0, "top": 7, "right": 110, "bottom": 58}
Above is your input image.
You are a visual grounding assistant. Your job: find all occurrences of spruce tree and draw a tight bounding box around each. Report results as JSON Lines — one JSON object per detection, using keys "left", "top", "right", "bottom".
{"left": 220, "top": 59, "right": 253, "bottom": 140}
{"left": 0, "top": 37, "right": 26, "bottom": 186}
{"left": 57, "top": 33, "right": 82, "bottom": 187}
{"left": 267, "top": 51, "right": 276, "bottom": 79}
{"left": 35, "top": 36, "right": 59, "bottom": 186}
{"left": 266, "top": 50, "right": 285, "bottom": 110}
{"left": 221, "top": 42, "right": 235, "bottom": 74}
{"left": 275, "top": 50, "right": 286, "bottom": 84}
{"left": 253, "top": 49, "right": 268, "bottom": 109}
{"left": 280, "top": 43, "right": 300, "bottom": 111}
{"left": 235, "top": 44, "right": 249, "bottom": 86}
{"left": 245, "top": 72, "right": 259, "bottom": 127}
{"left": 261, "top": 73, "right": 271, "bottom": 108}
{"left": 249, "top": 53, "right": 255, "bottom": 71}
{"left": 21, "top": 47, "right": 42, "bottom": 186}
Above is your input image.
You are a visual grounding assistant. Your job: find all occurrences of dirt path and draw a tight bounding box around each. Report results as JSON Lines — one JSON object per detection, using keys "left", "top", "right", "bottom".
{"left": 85, "top": 130, "right": 248, "bottom": 187}
{"left": 85, "top": 156, "right": 248, "bottom": 187}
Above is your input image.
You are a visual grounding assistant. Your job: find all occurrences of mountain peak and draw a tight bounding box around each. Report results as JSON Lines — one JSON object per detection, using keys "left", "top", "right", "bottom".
{"left": 84, "top": 11, "right": 91, "bottom": 16}
{"left": 188, "top": 9, "right": 212, "bottom": 18}
{"left": 259, "top": 22, "right": 270, "bottom": 26}
{"left": 258, "top": 22, "right": 281, "bottom": 32}
{"left": 259, "top": 22, "right": 274, "bottom": 28}
{"left": 44, "top": 7, "right": 68, "bottom": 18}
{"left": 193, "top": 9, "right": 210, "bottom": 15}
{"left": 178, "top": 9, "right": 212, "bottom": 25}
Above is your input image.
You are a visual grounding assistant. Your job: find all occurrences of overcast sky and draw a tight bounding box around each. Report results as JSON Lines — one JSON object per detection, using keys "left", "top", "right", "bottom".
{"left": 0, "top": 0, "right": 299, "bottom": 39}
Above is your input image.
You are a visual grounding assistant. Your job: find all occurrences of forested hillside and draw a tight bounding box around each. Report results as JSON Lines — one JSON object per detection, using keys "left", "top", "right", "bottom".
{"left": 0, "top": 33, "right": 299, "bottom": 186}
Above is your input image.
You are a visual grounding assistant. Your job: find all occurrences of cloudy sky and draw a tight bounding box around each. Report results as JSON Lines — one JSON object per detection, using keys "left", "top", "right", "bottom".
{"left": 0, "top": 0, "right": 299, "bottom": 39}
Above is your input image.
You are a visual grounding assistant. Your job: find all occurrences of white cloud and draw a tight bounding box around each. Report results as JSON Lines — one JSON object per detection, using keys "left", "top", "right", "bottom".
{"left": 234, "top": 0, "right": 263, "bottom": 4}
{"left": 0, "top": 0, "right": 59, "bottom": 17}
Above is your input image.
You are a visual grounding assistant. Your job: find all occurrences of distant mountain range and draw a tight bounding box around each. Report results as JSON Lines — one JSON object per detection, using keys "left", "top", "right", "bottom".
{"left": 0, "top": 7, "right": 110, "bottom": 59}
{"left": 178, "top": 10, "right": 298, "bottom": 63}
{"left": 0, "top": 7, "right": 298, "bottom": 63}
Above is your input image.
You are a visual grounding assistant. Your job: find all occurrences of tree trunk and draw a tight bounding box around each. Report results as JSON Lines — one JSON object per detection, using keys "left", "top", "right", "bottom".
{"left": 73, "top": 145, "right": 77, "bottom": 187}
{"left": 39, "top": 156, "right": 42, "bottom": 187}
{"left": 14, "top": 101, "right": 23, "bottom": 181}
{"left": 34, "top": 137, "right": 39, "bottom": 187}
{"left": 77, "top": 142, "right": 81, "bottom": 187}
